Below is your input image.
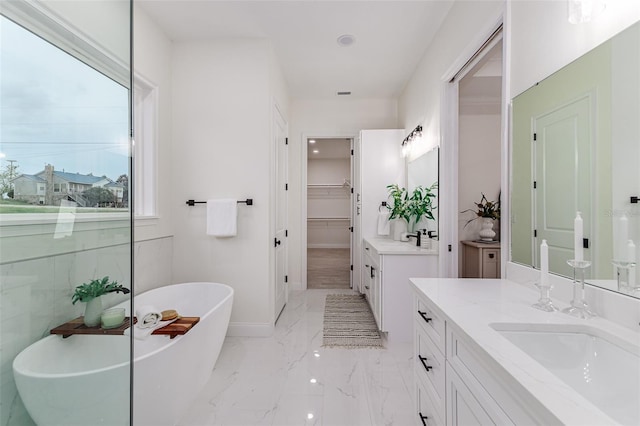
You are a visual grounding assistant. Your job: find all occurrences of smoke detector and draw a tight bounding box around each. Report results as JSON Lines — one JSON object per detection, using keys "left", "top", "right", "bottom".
{"left": 337, "top": 34, "right": 356, "bottom": 47}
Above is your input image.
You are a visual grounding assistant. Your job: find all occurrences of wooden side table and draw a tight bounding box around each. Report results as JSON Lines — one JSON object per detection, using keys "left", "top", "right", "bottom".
{"left": 461, "top": 240, "right": 501, "bottom": 278}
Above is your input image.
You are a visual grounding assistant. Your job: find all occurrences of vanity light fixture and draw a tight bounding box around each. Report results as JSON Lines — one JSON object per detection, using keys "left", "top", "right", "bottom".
{"left": 312, "top": 149, "right": 319, "bottom": 154}
{"left": 567, "top": 0, "right": 606, "bottom": 24}
{"left": 308, "top": 139, "right": 316, "bottom": 144}
{"left": 401, "top": 125, "right": 422, "bottom": 158}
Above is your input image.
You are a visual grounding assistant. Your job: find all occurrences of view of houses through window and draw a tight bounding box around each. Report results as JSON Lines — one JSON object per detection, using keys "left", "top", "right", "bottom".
{"left": 0, "top": 14, "right": 130, "bottom": 214}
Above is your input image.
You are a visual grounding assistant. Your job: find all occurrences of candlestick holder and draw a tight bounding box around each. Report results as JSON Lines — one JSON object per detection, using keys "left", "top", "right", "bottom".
{"left": 612, "top": 260, "right": 638, "bottom": 294}
{"left": 561, "top": 259, "right": 595, "bottom": 319}
{"left": 532, "top": 280, "right": 557, "bottom": 312}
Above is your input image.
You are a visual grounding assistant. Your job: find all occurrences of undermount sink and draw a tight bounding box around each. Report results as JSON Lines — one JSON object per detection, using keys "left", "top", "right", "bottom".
{"left": 490, "top": 322, "right": 640, "bottom": 426}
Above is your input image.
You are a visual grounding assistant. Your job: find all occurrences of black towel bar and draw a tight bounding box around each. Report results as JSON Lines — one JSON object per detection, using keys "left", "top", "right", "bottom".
{"left": 186, "top": 199, "right": 253, "bottom": 206}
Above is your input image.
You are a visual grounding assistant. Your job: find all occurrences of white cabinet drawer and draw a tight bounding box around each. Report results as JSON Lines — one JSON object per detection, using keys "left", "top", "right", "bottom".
{"left": 447, "top": 327, "right": 517, "bottom": 425}
{"left": 416, "top": 325, "right": 445, "bottom": 415}
{"left": 415, "top": 295, "right": 445, "bottom": 355}
{"left": 446, "top": 362, "right": 507, "bottom": 426}
{"left": 415, "top": 376, "right": 445, "bottom": 426}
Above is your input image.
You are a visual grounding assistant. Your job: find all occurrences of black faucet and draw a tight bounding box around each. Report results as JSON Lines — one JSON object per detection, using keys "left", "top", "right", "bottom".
{"left": 408, "top": 229, "right": 427, "bottom": 247}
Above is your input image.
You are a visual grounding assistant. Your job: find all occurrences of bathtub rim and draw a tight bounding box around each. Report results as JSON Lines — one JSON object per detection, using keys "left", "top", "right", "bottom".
{"left": 12, "top": 282, "right": 234, "bottom": 379}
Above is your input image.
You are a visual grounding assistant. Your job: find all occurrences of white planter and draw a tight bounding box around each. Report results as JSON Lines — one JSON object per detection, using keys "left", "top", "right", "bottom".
{"left": 478, "top": 218, "right": 496, "bottom": 241}
{"left": 393, "top": 219, "right": 408, "bottom": 241}
{"left": 83, "top": 297, "right": 103, "bottom": 327}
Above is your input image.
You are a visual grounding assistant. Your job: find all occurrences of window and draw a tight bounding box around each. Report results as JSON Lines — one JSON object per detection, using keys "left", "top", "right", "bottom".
{"left": 0, "top": 5, "right": 130, "bottom": 217}
{"left": 133, "top": 75, "right": 158, "bottom": 218}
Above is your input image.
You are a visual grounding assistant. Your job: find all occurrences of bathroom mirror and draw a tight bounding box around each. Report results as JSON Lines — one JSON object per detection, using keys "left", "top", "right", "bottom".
{"left": 407, "top": 147, "right": 439, "bottom": 236}
{"left": 511, "top": 20, "right": 640, "bottom": 298}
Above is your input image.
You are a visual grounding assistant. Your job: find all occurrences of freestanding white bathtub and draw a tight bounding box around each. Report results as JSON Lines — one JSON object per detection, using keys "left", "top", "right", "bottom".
{"left": 13, "top": 282, "right": 233, "bottom": 426}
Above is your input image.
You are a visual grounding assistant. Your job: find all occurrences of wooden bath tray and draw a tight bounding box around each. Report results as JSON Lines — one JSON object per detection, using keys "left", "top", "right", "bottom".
{"left": 50, "top": 316, "right": 200, "bottom": 339}
{"left": 51, "top": 317, "right": 135, "bottom": 338}
{"left": 152, "top": 316, "right": 200, "bottom": 339}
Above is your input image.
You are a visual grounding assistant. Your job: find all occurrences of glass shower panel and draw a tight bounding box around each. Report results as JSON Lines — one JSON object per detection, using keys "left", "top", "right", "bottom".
{"left": 0, "top": 1, "right": 132, "bottom": 425}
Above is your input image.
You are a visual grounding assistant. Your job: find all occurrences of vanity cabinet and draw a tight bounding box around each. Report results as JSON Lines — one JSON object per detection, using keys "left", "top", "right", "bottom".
{"left": 413, "top": 287, "right": 538, "bottom": 426}
{"left": 363, "top": 238, "right": 437, "bottom": 342}
{"left": 461, "top": 240, "right": 501, "bottom": 278}
{"left": 362, "top": 243, "right": 382, "bottom": 326}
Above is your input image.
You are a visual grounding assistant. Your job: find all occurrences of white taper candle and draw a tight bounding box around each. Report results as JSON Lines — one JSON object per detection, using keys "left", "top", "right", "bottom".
{"left": 540, "top": 239, "right": 549, "bottom": 286}
{"left": 574, "top": 212, "right": 583, "bottom": 261}
{"left": 618, "top": 214, "right": 629, "bottom": 260}
{"left": 628, "top": 240, "right": 636, "bottom": 263}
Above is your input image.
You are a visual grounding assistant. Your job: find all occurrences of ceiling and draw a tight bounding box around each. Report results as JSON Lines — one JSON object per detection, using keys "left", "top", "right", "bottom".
{"left": 137, "top": 0, "right": 455, "bottom": 100}
{"left": 459, "top": 39, "right": 503, "bottom": 115}
{"left": 307, "top": 138, "right": 351, "bottom": 160}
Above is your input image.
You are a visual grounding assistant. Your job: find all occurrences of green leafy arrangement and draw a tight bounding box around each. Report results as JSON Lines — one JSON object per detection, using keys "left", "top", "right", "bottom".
{"left": 386, "top": 184, "right": 411, "bottom": 223}
{"left": 462, "top": 193, "right": 500, "bottom": 227}
{"left": 71, "top": 276, "right": 130, "bottom": 304}
{"left": 386, "top": 182, "right": 438, "bottom": 226}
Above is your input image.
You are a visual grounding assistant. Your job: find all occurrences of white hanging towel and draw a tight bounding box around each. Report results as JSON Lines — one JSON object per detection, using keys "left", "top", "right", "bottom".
{"left": 207, "top": 199, "right": 237, "bottom": 237}
{"left": 377, "top": 211, "right": 390, "bottom": 236}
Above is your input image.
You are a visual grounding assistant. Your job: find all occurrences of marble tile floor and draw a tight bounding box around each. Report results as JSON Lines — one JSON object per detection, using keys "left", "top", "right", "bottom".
{"left": 179, "top": 289, "right": 415, "bottom": 426}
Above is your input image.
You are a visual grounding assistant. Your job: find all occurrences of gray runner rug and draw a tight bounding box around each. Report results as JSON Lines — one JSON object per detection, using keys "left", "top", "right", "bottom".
{"left": 322, "top": 294, "right": 384, "bottom": 348}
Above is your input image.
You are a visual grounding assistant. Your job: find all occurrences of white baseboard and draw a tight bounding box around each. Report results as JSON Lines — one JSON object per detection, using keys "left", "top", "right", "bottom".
{"left": 290, "top": 280, "right": 304, "bottom": 291}
{"left": 307, "top": 243, "right": 350, "bottom": 249}
{"left": 226, "top": 322, "right": 274, "bottom": 337}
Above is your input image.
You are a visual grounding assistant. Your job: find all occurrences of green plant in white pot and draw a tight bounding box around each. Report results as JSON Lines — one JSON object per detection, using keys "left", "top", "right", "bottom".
{"left": 407, "top": 182, "right": 438, "bottom": 232}
{"left": 387, "top": 182, "right": 438, "bottom": 236}
{"left": 72, "top": 276, "right": 130, "bottom": 327}
{"left": 386, "top": 184, "right": 411, "bottom": 239}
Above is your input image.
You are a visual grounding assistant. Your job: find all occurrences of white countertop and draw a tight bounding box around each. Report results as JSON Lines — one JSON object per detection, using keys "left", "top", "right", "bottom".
{"left": 364, "top": 237, "right": 438, "bottom": 255}
{"left": 409, "top": 277, "right": 640, "bottom": 426}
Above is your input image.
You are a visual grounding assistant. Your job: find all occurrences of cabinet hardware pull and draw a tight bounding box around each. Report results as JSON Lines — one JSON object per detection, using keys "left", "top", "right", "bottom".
{"left": 419, "top": 412, "right": 429, "bottom": 425}
{"left": 418, "top": 355, "right": 433, "bottom": 372}
{"left": 365, "top": 285, "right": 370, "bottom": 290}
{"left": 417, "top": 310, "right": 432, "bottom": 323}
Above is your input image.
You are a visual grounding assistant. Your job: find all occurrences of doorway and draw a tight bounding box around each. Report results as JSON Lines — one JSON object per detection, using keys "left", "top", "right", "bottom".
{"left": 440, "top": 23, "right": 504, "bottom": 278}
{"left": 306, "top": 137, "right": 353, "bottom": 289}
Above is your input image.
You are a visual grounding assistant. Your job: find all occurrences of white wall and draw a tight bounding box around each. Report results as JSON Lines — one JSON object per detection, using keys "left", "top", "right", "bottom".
{"left": 288, "top": 99, "right": 398, "bottom": 288}
{"left": 510, "top": 0, "right": 640, "bottom": 98}
{"left": 398, "top": 0, "right": 504, "bottom": 278}
{"left": 170, "top": 38, "right": 283, "bottom": 332}
{"left": 133, "top": 4, "right": 174, "bottom": 244}
{"left": 42, "top": 0, "right": 130, "bottom": 64}
{"left": 458, "top": 113, "right": 501, "bottom": 274}
{"left": 307, "top": 159, "right": 350, "bottom": 184}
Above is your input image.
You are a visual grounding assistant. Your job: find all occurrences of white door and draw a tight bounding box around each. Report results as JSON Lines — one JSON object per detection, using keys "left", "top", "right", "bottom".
{"left": 534, "top": 95, "right": 592, "bottom": 278}
{"left": 274, "top": 105, "right": 288, "bottom": 322}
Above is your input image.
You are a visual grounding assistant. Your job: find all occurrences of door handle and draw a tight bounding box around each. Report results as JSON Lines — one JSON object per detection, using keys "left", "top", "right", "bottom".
{"left": 274, "top": 238, "right": 281, "bottom": 247}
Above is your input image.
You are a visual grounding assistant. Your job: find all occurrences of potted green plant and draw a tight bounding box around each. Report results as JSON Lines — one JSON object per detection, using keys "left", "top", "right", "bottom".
{"left": 72, "top": 276, "right": 130, "bottom": 327}
{"left": 386, "top": 184, "right": 410, "bottom": 239}
{"left": 407, "top": 182, "right": 438, "bottom": 231}
{"left": 462, "top": 192, "right": 501, "bottom": 241}
{"left": 387, "top": 182, "right": 438, "bottom": 238}
{"left": 386, "top": 184, "right": 410, "bottom": 222}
